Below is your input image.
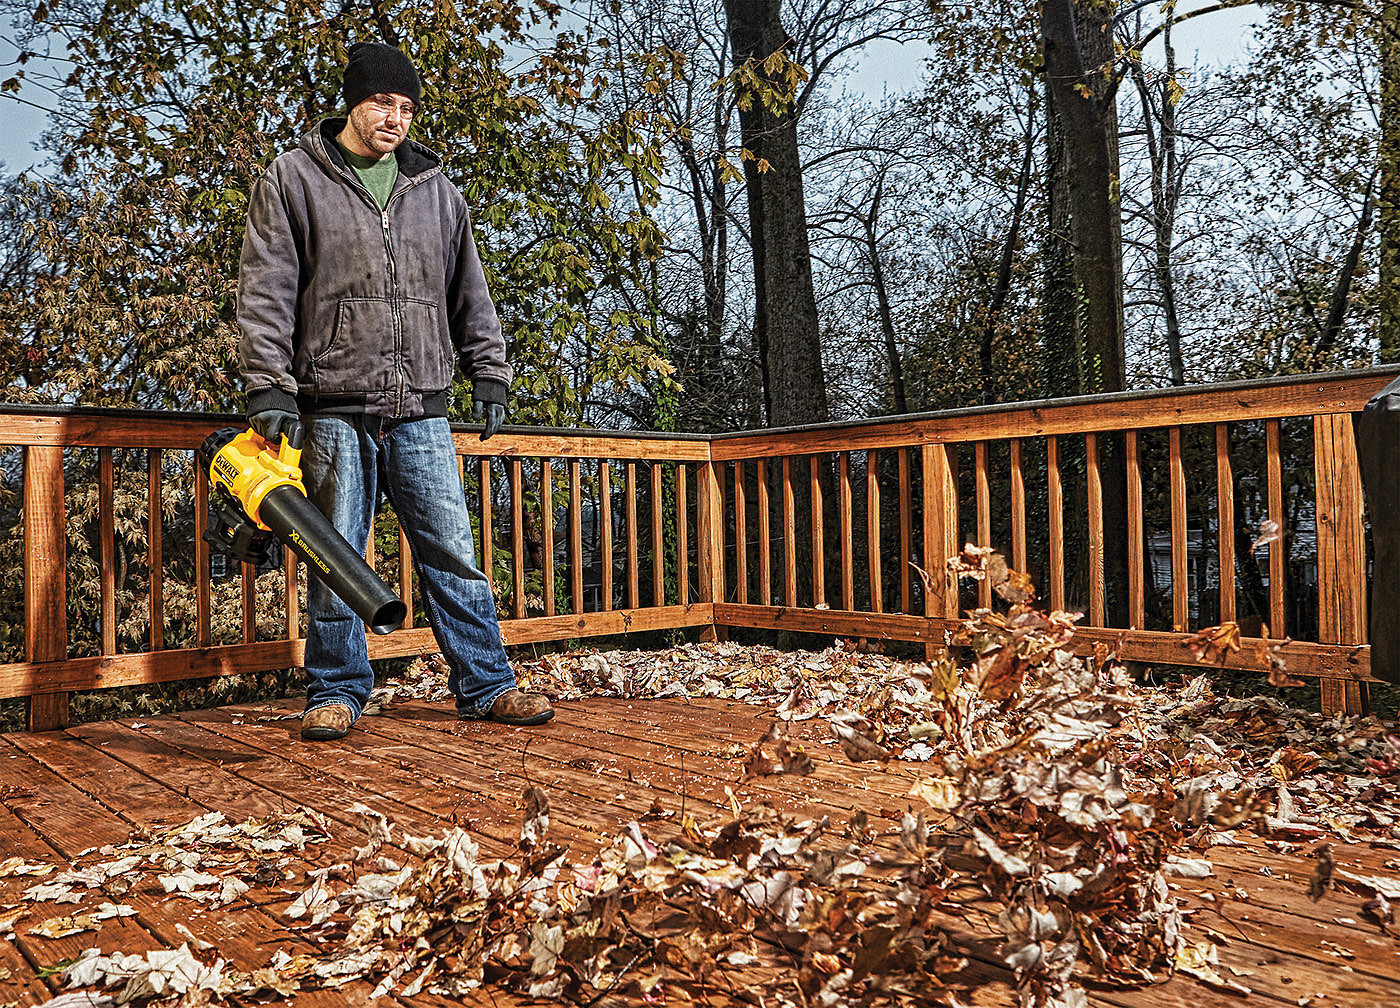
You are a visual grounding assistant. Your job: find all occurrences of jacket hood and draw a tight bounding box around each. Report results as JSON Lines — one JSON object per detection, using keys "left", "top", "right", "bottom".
{"left": 303, "top": 118, "right": 441, "bottom": 179}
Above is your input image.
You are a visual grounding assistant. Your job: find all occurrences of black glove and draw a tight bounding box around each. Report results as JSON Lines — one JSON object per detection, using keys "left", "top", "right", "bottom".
{"left": 473, "top": 398, "right": 505, "bottom": 441}
{"left": 249, "top": 408, "right": 300, "bottom": 447}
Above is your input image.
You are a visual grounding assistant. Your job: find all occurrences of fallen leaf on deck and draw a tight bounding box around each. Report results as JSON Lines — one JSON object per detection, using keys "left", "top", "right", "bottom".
{"left": 1165, "top": 856, "right": 1215, "bottom": 878}
{"left": 0, "top": 858, "right": 54, "bottom": 877}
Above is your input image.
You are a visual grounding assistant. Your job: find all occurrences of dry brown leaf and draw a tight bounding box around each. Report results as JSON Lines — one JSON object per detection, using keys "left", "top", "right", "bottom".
{"left": 1251, "top": 519, "right": 1281, "bottom": 554}
{"left": 908, "top": 776, "right": 960, "bottom": 811}
{"left": 1182, "top": 622, "right": 1241, "bottom": 664}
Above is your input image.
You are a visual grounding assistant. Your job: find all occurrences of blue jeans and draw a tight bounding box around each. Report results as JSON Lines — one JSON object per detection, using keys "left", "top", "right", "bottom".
{"left": 300, "top": 414, "right": 515, "bottom": 719}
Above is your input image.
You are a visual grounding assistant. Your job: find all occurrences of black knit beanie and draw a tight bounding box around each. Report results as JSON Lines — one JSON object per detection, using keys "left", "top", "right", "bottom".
{"left": 342, "top": 42, "right": 421, "bottom": 109}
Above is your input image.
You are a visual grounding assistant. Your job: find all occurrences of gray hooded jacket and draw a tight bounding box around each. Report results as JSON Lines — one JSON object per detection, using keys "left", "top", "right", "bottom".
{"left": 237, "top": 119, "right": 511, "bottom": 419}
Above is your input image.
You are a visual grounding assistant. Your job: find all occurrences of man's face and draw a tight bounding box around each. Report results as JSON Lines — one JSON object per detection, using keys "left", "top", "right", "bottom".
{"left": 344, "top": 92, "right": 416, "bottom": 157}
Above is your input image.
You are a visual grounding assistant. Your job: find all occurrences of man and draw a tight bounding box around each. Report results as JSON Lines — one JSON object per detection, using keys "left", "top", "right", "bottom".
{"left": 237, "top": 41, "right": 554, "bottom": 740}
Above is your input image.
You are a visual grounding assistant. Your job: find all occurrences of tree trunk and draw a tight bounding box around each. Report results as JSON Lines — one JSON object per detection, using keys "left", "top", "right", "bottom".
{"left": 983, "top": 98, "right": 1036, "bottom": 404}
{"left": 722, "top": 0, "right": 828, "bottom": 428}
{"left": 1378, "top": 2, "right": 1398, "bottom": 361}
{"left": 865, "top": 176, "right": 906, "bottom": 414}
{"left": 1317, "top": 172, "right": 1376, "bottom": 364}
{"left": 1040, "top": 0, "right": 1126, "bottom": 394}
{"left": 1131, "top": 23, "right": 1184, "bottom": 385}
{"left": 1043, "top": 75, "right": 1079, "bottom": 398}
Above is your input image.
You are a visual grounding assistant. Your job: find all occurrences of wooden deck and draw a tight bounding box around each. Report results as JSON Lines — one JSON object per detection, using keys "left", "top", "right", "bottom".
{"left": 2, "top": 694, "right": 1399, "bottom": 1007}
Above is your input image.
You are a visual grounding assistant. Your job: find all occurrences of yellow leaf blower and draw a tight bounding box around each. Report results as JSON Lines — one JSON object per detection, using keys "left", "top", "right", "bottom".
{"left": 198, "top": 425, "right": 407, "bottom": 634}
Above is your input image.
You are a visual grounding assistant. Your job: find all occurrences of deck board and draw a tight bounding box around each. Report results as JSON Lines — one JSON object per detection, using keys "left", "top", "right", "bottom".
{"left": 2, "top": 697, "right": 1398, "bottom": 1008}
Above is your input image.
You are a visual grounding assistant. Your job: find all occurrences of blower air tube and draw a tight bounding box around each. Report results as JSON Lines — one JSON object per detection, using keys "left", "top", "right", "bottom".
{"left": 259, "top": 484, "right": 408, "bottom": 635}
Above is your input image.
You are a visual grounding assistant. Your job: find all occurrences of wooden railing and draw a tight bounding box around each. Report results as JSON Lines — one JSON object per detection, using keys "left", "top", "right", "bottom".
{"left": 3, "top": 367, "right": 1393, "bottom": 731}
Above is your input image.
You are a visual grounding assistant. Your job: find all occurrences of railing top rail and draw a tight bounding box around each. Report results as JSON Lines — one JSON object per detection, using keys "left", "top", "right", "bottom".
{"left": 707, "top": 367, "right": 1400, "bottom": 459}
{"left": 0, "top": 405, "right": 710, "bottom": 455}
{"left": 4, "top": 366, "right": 1397, "bottom": 453}
{"left": 0, "top": 402, "right": 709, "bottom": 438}
{"left": 710, "top": 366, "right": 1400, "bottom": 440}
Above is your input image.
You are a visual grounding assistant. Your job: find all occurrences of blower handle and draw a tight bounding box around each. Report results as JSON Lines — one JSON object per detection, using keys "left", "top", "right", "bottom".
{"left": 269, "top": 420, "right": 304, "bottom": 475}
{"left": 280, "top": 419, "right": 305, "bottom": 453}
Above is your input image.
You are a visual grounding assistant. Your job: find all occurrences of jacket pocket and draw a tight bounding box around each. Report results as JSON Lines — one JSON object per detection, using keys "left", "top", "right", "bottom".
{"left": 400, "top": 297, "right": 451, "bottom": 391}
{"left": 316, "top": 298, "right": 395, "bottom": 393}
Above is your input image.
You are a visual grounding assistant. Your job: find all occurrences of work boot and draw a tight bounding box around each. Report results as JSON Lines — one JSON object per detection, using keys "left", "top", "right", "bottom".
{"left": 301, "top": 703, "right": 353, "bottom": 740}
{"left": 473, "top": 689, "right": 554, "bottom": 726}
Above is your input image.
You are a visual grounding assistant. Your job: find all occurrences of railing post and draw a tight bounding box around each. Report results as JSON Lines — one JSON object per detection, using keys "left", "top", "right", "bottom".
{"left": 24, "top": 445, "right": 68, "bottom": 731}
{"left": 696, "top": 459, "right": 725, "bottom": 641}
{"left": 1314, "top": 415, "right": 1369, "bottom": 716}
{"left": 922, "top": 443, "right": 959, "bottom": 660}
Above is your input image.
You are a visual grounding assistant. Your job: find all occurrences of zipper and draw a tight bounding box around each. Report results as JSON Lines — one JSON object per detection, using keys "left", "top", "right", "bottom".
{"left": 379, "top": 207, "right": 401, "bottom": 415}
{"left": 330, "top": 140, "right": 441, "bottom": 418}
{"left": 379, "top": 171, "right": 436, "bottom": 418}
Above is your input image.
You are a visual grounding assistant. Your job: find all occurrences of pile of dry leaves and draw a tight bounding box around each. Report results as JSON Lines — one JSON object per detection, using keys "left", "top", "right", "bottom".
{"left": 7, "top": 552, "right": 1400, "bottom": 1008}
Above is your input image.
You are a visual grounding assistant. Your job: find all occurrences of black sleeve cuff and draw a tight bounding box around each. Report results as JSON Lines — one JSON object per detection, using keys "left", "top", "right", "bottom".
{"left": 471, "top": 378, "right": 508, "bottom": 407}
{"left": 246, "top": 386, "right": 299, "bottom": 418}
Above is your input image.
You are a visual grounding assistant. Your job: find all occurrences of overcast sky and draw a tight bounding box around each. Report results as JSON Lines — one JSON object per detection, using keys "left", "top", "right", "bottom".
{"left": 0, "top": 2, "right": 1264, "bottom": 177}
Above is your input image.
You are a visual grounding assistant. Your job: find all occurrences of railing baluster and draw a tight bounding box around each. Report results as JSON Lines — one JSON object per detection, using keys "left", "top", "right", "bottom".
{"left": 839, "top": 452, "right": 853, "bottom": 611}
{"left": 600, "top": 461, "right": 613, "bottom": 612}
{"left": 810, "top": 457, "right": 825, "bottom": 607}
{"left": 399, "top": 526, "right": 413, "bottom": 629}
{"left": 626, "top": 462, "right": 640, "bottom": 610}
{"left": 24, "top": 444, "right": 68, "bottom": 731}
{"left": 733, "top": 461, "right": 747, "bottom": 605}
{"left": 757, "top": 459, "right": 771, "bottom": 606}
{"left": 285, "top": 544, "right": 299, "bottom": 640}
{"left": 697, "top": 460, "right": 725, "bottom": 610}
{"left": 1169, "top": 427, "right": 1188, "bottom": 632}
{"left": 651, "top": 463, "right": 664, "bottom": 607}
{"left": 899, "top": 447, "right": 912, "bottom": 614}
{"left": 148, "top": 448, "right": 164, "bottom": 651}
{"left": 511, "top": 457, "right": 525, "bottom": 619}
{"left": 975, "top": 441, "right": 991, "bottom": 610}
{"left": 570, "top": 459, "right": 583, "bottom": 615}
{"left": 242, "top": 560, "right": 255, "bottom": 644}
{"left": 1126, "top": 430, "right": 1145, "bottom": 629}
{"left": 479, "top": 458, "right": 493, "bottom": 582}
{"left": 193, "top": 450, "right": 210, "bottom": 648}
{"left": 1009, "top": 439, "right": 1026, "bottom": 575}
{"left": 923, "top": 443, "right": 959, "bottom": 657}
{"left": 1086, "top": 434, "right": 1104, "bottom": 627}
{"left": 867, "top": 449, "right": 882, "bottom": 614}
{"left": 1215, "top": 424, "right": 1235, "bottom": 624}
{"left": 1314, "top": 414, "right": 1369, "bottom": 715}
{"left": 100, "top": 448, "right": 116, "bottom": 655}
{"left": 542, "top": 458, "right": 556, "bottom": 617}
{"left": 676, "top": 463, "right": 689, "bottom": 607}
{"left": 1266, "top": 419, "right": 1285, "bottom": 636}
{"left": 715, "top": 462, "right": 725, "bottom": 600}
{"left": 1047, "top": 435, "right": 1065, "bottom": 612}
{"left": 783, "top": 457, "right": 797, "bottom": 607}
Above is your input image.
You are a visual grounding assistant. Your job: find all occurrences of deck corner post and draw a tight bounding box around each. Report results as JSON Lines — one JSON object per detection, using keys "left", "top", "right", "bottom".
{"left": 1314, "top": 414, "right": 1369, "bottom": 716}
{"left": 696, "top": 458, "right": 725, "bottom": 638}
{"left": 24, "top": 444, "right": 69, "bottom": 731}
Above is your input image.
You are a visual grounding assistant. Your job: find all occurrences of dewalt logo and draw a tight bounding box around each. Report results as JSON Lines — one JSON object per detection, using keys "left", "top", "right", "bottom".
{"left": 212, "top": 454, "right": 239, "bottom": 484}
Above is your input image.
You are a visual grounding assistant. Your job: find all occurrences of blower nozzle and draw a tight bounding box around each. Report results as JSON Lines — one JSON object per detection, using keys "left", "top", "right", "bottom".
{"left": 199, "top": 427, "right": 407, "bottom": 635}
